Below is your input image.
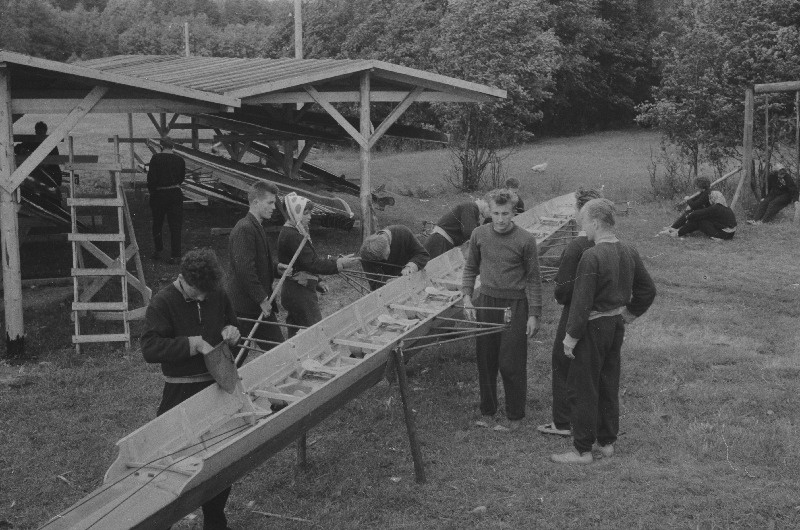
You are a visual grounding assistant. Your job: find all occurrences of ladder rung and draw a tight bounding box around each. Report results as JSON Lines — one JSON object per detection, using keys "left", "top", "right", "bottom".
{"left": 71, "top": 268, "right": 127, "bottom": 277}
{"left": 72, "top": 333, "right": 130, "bottom": 344}
{"left": 68, "top": 233, "right": 125, "bottom": 242}
{"left": 63, "top": 162, "right": 122, "bottom": 172}
{"left": 68, "top": 198, "right": 123, "bottom": 207}
{"left": 73, "top": 301, "right": 127, "bottom": 311}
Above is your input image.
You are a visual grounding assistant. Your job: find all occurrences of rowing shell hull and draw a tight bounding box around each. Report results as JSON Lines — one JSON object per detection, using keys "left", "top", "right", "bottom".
{"left": 40, "top": 249, "right": 466, "bottom": 529}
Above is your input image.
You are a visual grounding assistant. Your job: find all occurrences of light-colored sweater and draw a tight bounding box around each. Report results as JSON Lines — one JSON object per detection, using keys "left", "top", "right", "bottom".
{"left": 462, "top": 223, "right": 543, "bottom": 317}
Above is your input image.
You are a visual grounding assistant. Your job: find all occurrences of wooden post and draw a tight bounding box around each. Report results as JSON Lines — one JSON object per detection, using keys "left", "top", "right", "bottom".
{"left": 184, "top": 22, "right": 190, "bottom": 57}
{"left": 741, "top": 87, "right": 754, "bottom": 208}
{"left": 796, "top": 91, "right": 800, "bottom": 224}
{"left": 359, "top": 72, "right": 373, "bottom": 238}
{"left": 0, "top": 66, "right": 24, "bottom": 358}
{"left": 763, "top": 94, "right": 770, "bottom": 199}
{"left": 294, "top": 0, "right": 303, "bottom": 60}
{"left": 296, "top": 433, "right": 307, "bottom": 468}
{"left": 393, "top": 346, "right": 426, "bottom": 484}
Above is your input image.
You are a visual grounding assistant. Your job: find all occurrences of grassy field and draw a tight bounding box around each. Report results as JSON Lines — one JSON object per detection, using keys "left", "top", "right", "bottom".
{"left": 2, "top": 129, "right": 800, "bottom": 529}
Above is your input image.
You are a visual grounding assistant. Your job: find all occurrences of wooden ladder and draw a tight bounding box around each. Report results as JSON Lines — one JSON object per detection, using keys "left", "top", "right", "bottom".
{"left": 67, "top": 136, "right": 151, "bottom": 352}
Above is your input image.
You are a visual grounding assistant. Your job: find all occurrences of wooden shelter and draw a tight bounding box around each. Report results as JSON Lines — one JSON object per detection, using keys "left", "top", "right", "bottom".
{"left": 0, "top": 50, "right": 505, "bottom": 357}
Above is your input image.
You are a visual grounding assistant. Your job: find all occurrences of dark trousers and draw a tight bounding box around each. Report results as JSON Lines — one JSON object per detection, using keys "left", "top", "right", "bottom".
{"left": 677, "top": 219, "right": 735, "bottom": 239}
{"left": 281, "top": 280, "right": 322, "bottom": 338}
{"left": 550, "top": 305, "right": 572, "bottom": 430}
{"left": 753, "top": 192, "right": 791, "bottom": 222}
{"left": 236, "top": 311, "right": 285, "bottom": 365}
{"left": 157, "top": 381, "right": 231, "bottom": 530}
{"left": 475, "top": 294, "right": 529, "bottom": 421}
{"left": 423, "top": 232, "right": 454, "bottom": 259}
{"left": 670, "top": 210, "right": 690, "bottom": 229}
{"left": 567, "top": 315, "right": 625, "bottom": 453}
{"left": 150, "top": 189, "right": 184, "bottom": 258}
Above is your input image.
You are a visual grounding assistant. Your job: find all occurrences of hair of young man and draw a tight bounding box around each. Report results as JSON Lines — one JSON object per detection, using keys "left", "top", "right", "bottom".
{"left": 505, "top": 177, "right": 520, "bottom": 189}
{"left": 248, "top": 181, "right": 279, "bottom": 205}
{"left": 695, "top": 177, "right": 711, "bottom": 190}
{"left": 581, "top": 198, "right": 616, "bottom": 228}
{"left": 180, "top": 248, "right": 223, "bottom": 293}
{"left": 34, "top": 121, "right": 47, "bottom": 134}
{"left": 359, "top": 233, "right": 389, "bottom": 262}
{"left": 488, "top": 189, "right": 516, "bottom": 208}
{"left": 575, "top": 186, "right": 604, "bottom": 210}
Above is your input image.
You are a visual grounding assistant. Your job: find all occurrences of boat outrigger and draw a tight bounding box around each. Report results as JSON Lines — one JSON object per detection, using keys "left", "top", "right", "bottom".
{"left": 39, "top": 193, "right": 578, "bottom": 529}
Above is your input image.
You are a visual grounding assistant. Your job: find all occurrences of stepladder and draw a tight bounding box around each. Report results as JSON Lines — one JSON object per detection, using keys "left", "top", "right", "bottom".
{"left": 67, "top": 136, "right": 151, "bottom": 353}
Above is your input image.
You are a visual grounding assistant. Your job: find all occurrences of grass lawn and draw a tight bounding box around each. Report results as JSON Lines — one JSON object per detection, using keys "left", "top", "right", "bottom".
{"left": 1, "top": 129, "right": 799, "bottom": 529}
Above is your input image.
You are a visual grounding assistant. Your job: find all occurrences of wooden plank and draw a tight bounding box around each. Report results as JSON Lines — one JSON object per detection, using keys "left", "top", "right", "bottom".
{"left": 72, "top": 301, "right": 127, "bottom": 311}
{"left": 6, "top": 86, "right": 108, "bottom": 193}
{"left": 368, "top": 87, "right": 423, "bottom": 149}
{"left": 72, "top": 333, "right": 129, "bottom": 343}
{"left": 304, "top": 85, "right": 367, "bottom": 148}
{"left": 71, "top": 268, "right": 126, "bottom": 276}
{"left": 389, "top": 303, "right": 438, "bottom": 314}
{"left": 245, "top": 91, "right": 481, "bottom": 105}
{"left": 14, "top": 154, "right": 98, "bottom": 164}
{"left": 331, "top": 338, "right": 383, "bottom": 350}
{"left": 359, "top": 72, "right": 372, "bottom": 237}
{"left": 755, "top": 81, "right": 800, "bottom": 94}
{"left": 68, "top": 233, "right": 125, "bottom": 242}
{"left": 68, "top": 198, "right": 124, "bottom": 207}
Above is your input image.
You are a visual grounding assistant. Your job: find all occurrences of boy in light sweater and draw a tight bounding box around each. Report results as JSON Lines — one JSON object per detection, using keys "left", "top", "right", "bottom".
{"left": 462, "top": 189, "right": 542, "bottom": 428}
{"left": 551, "top": 198, "right": 656, "bottom": 464}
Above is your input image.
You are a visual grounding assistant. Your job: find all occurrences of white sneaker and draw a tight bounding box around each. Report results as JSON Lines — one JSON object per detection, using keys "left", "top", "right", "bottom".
{"left": 592, "top": 442, "right": 614, "bottom": 458}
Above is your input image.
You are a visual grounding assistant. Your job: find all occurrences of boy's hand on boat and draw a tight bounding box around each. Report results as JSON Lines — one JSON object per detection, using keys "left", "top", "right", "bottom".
{"left": 526, "top": 316, "right": 540, "bottom": 338}
{"left": 259, "top": 299, "right": 274, "bottom": 317}
{"left": 189, "top": 336, "right": 214, "bottom": 356}
{"left": 400, "top": 262, "right": 418, "bottom": 276}
{"left": 337, "top": 256, "right": 360, "bottom": 270}
{"left": 221, "top": 325, "right": 241, "bottom": 346}
{"left": 277, "top": 263, "right": 292, "bottom": 276}
{"left": 463, "top": 297, "right": 476, "bottom": 321}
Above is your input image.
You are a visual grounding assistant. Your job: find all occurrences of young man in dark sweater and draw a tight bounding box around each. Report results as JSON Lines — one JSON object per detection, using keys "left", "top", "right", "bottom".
{"left": 537, "top": 187, "right": 603, "bottom": 437}
{"left": 141, "top": 248, "right": 241, "bottom": 528}
{"left": 462, "top": 189, "right": 542, "bottom": 429}
{"left": 424, "top": 198, "right": 489, "bottom": 258}
{"left": 672, "top": 190, "right": 736, "bottom": 239}
{"left": 551, "top": 199, "right": 656, "bottom": 464}
{"left": 359, "top": 225, "right": 430, "bottom": 291}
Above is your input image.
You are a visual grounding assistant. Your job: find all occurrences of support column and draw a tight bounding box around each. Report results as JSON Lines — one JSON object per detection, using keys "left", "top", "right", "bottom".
{"left": 359, "top": 72, "right": 373, "bottom": 238}
{"left": 0, "top": 66, "right": 24, "bottom": 358}
{"left": 738, "top": 87, "right": 754, "bottom": 209}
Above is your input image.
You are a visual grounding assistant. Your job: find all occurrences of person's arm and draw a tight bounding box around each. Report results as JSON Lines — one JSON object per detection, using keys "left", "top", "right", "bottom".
{"left": 141, "top": 298, "right": 202, "bottom": 364}
{"left": 400, "top": 228, "right": 430, "bottom": 274}
{"left": 524, "top": 236, "right": 542, "bottom": 337}
{"left": 176, "top": 156, "right": 186, "bottom": 185}
{"left": 461, "top": 231, "right": 480, "bottom": 320}
{"left": 553, "top": 239, "right": 585, "bottom": 305}
{"left": 287, "top": 230, "right": 338, "bottom": 275}
{"left": 565, "top": 253, "right": 598, "bottom": 343}
{"left": 686, "top": 203, "right": 717, "bottom": 222}
{"left": 625, "top": 248, "right": 657, "bottom": 319}
{"left": 686, "top": 190, "right": 709, "bottom": 211}
{"left": 785, "top": 175, "right": 799, "bottom": 203}
{"left": 146, "top": 155, "right": 158, "bottom": 191}
{"left": 459, "top": 204, "right": 480, "bottom": 242}
{"left": 230, "top": 225, "right": 269, "bottom": 307}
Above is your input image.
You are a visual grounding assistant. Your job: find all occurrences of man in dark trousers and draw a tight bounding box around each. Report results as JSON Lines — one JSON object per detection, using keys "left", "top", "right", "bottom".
{"left": 359, "top": 225, "right": 430, "bottom": 291}
{"left": 462, "top": 189, "right": 542, "bottom": 430}
{"left": 147, "top": 141, "right": 186, "bottom": 263}
{"left": 15, "top": 121, "right": 63, "bottom": 205}
{"left": 227, "top": 181, "right": 285, "bottom": 362}
{"left": 551, "top": 198, "right": 656, "bottom": 464}
{"left": 670, "top": 190, "right": 737, "bottom": 239}
{"left": 424, "top": 198, "right": 489, "bottom": 258}
{"left": 748, "top": 163, "right": 799, "bottom": 224}
{"left": 141, "top": 248, "right": 241, "bottom": 529}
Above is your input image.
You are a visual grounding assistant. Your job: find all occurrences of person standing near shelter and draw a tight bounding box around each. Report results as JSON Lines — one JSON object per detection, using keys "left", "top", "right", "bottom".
{"left": 141, "top": 248, "right": 241, "bottom": 529}
{"left": 537, "top": 187, "right": 603, "bottom": 437}
{"left": 227, "top": 181, "right": 285, "bottom": 361}
{"left": 359, "top": 225, "right": 430, "bottom": 291}
{"left": 551, "top": 199, "right": 656, "bottom": 464}
{"left": 424, "top": 197, "right": 490, "bottom": 258}
{"left": 278, "top": 192, "right": 360, "bottom": 336}
{"left": 147, "top": 141, "right": 186, "bottom": 263}
{"left": 747, "top": 163, "right": 799, "bottom": 224}
{"left": 462, "top": 189, "right": 542, "bottom": 429}
{"left": 15, "top": 121, "right": 63, "bottom": 205}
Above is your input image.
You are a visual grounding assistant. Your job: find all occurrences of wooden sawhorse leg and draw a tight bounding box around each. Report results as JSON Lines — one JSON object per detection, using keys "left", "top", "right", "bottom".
{"left": 392, "top": 346, "right": 426, "bottom": 484}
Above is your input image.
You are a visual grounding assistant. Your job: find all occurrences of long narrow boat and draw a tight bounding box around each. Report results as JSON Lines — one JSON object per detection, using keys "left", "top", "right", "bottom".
{"left": 512, "top": 192, "right": 577, "bottom": 281}
{"left": 40, "top": 249, "right": 467, "bottom": 530}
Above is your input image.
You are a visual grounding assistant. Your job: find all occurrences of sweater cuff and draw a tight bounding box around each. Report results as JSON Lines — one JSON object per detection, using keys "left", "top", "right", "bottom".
{"left": 528, "top": 304, "right": 542, "bottom": 318}
{"left": 563, "top": 334, "right": 578, "bottom": 349}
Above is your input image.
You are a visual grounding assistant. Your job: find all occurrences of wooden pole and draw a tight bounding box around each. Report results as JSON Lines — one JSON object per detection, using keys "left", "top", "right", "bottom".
{"left": 294, "top": 0, "right": 303, "bottom": 60}
{"left": 796, "top": 91, "right": 800, "bottom": 224}
{"left": 0, "top": 66, "right": 24, "bottom": 358}
{"left": 359, "top": 72, "right": 373, "bottom": 238}
{"left": 184, "top": 22, "right": 190, "bottom": 58}
{"left": 392, "top": 346, "right": 426, "bottom": 484}
{"left": 764, "top": 94, "right": 770, "bottom": 199}
{"left": 741, "top": 87, "right": 754, "bottom": 208}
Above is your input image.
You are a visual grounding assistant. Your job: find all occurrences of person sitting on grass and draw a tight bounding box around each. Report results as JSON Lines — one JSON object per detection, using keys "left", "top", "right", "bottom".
{"left": 747, "top": 163, "right": 799, "bottom": 224}
{"left": 141, "top": 248, "right": 241, "bottom": 527}
{"left": 359, "top": 225, "right": 430, "bottom": 291}
{"left": 537, "top": 186, "right": 604, "bottom": 438}
{"left": 665, "top": 191, "right": 736, "bottom": 240}
{"left": 424, "top": 197, "right": 490, "bottom": 258}
{"left": 660, "top": 177, "right": 711, "bottom": 235}
{"left": 551, "top": 199, "right": 656, "bottom": 464}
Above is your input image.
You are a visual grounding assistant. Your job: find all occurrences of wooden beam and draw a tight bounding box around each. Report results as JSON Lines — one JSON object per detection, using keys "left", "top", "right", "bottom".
{"left": 735, "top": 87, "right": 754, "bottom": 210}
{"left": 754, "top": 81, "right": 800, "bottom": 94}
{"left": 4, "top": 86, "right": 108, "bottom": 193}
{"left": 359, "top": 72, "right": 373, "bottom": 237}
{"left": 292, "top": 140, "right": 314, "bottom": 179}
{"left": 12, "top": 99, "right": 222, "bottom": 114}
{"left": 304, "top": 85, "right": 367, "bottom": 148}
{"left": 245, "top": 91, "right": 481, "bottom": 105}
{"left": 0, "top": 65, "right": 24, "bottom": 356}
{"left": 368, "top": 87, "right": 423, "bottom": 149}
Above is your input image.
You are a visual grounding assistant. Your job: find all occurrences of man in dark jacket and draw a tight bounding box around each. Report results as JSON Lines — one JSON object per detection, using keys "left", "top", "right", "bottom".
{"left": 748, "top": 163, "right": 799, "bottom": 224}
{"left": 227, "top": 181, "right": 285, "bottom": 360}
{"left": 673, "top": 191, "right": 737, "bottom": 239}
{"left": 141, "top": 248, "right": 241, "bottom": 529}
{"left": 147, "top": 141, "right": 186, "bottom": 262}
{"left": 359, "top": 225, "right": 430, "bottom": 291}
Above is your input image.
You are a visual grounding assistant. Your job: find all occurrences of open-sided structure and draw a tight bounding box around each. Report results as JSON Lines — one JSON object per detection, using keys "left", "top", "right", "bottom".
{"left": 0, "top": 50, "right": 505, "bottom": 356}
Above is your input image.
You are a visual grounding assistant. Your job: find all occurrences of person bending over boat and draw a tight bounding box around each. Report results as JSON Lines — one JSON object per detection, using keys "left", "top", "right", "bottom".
{"left": 227, "top": 181, "right": 285, "bottom": 363}
{"left": 538, "top": 186, "right": 603, "bottom": 438}
{"left": 666, "top": 190, "right": 736, "bottom": 240}
{"left": 747, "top": 162, "right": 799, "bottom": 224}
{"left": 424, "top": 197, "right": 490, "bottom": 258}
{"left": 359, "top": 225, "right": 430, "bottom": 291}
{"left": 462, "top": 189, "right": 542, "bottom": 430}
{"left": 141, "top": 248, "right": 241, "bottom": 529}
{"left": 551, "top": 199, "right": 656, "bottom": 464}
{"left": 278, "top": 193, "right": 360, "bottom": 337}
